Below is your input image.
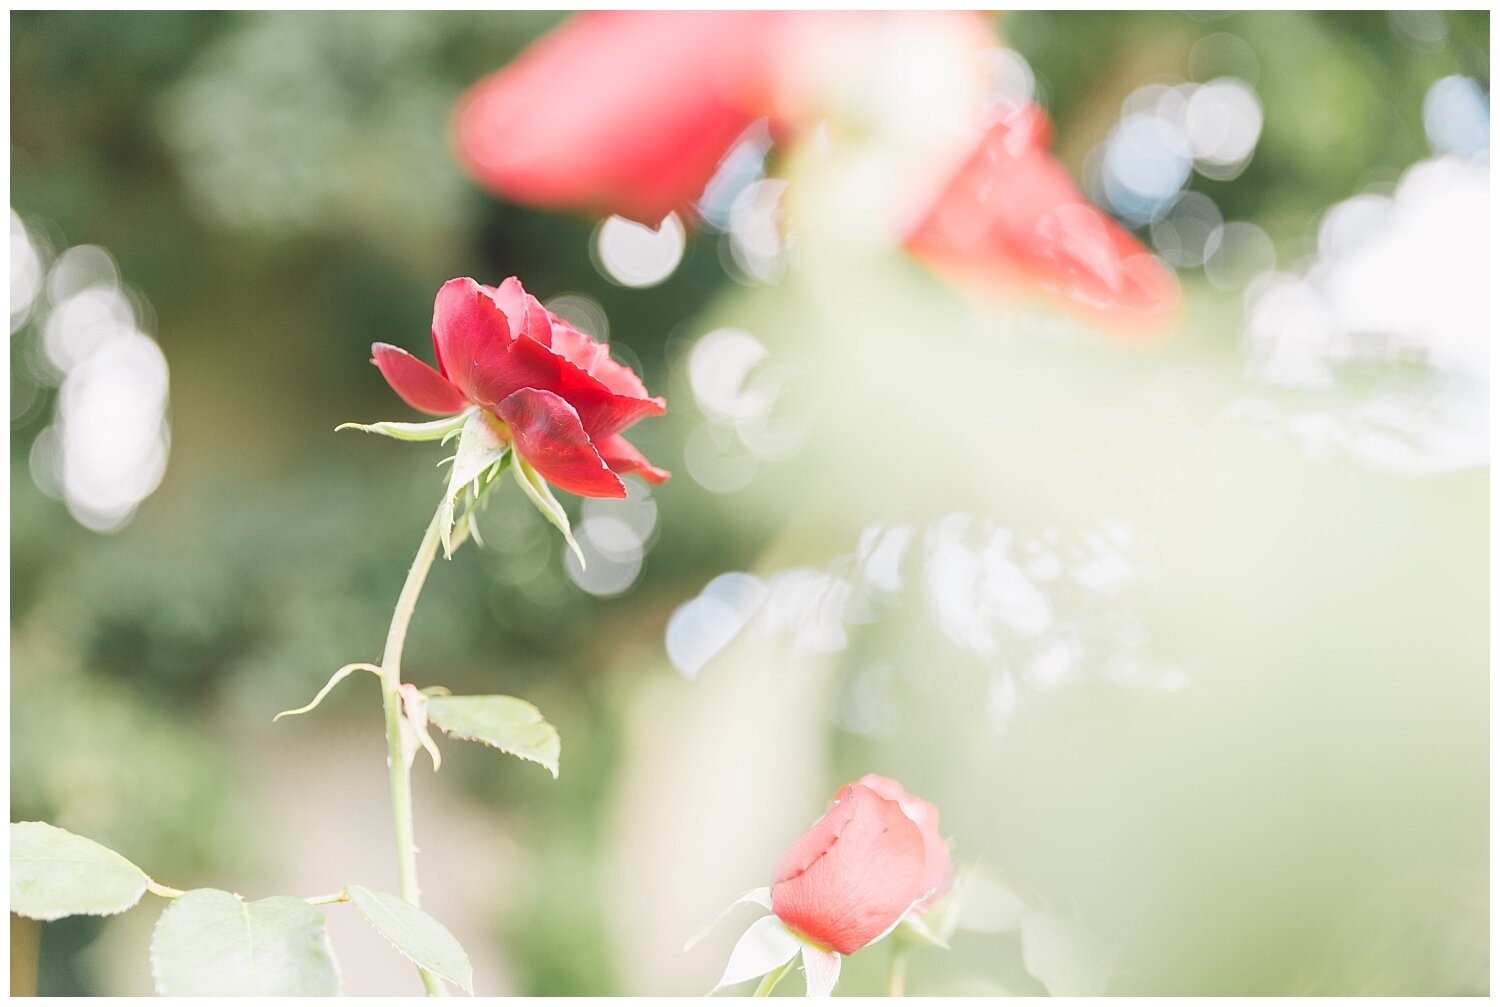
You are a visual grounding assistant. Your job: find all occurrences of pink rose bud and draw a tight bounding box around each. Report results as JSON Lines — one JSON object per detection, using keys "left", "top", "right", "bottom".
{"left": 770, "top": 783, "right": 929, "bottom": 955}
{"left": 853, "top": 773, "right": 953, "bottom": 910}
{"left": 372, "top": 276, "right": 668, "bottom": 499}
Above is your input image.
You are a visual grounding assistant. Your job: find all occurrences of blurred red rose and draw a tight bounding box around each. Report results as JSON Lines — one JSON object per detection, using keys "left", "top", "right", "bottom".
{"left": 454, "top": 12, "right": 786, "bottom": 226}
{"left": 770, "top": 782, "right": 928, "bottom": 955}
{"left": 454, "top": 13, "right": 1179, "bottom": 334}
{"left": 853, "top": 773, "right": 953, "bottom": 910}
{"left": 904, "top": 102, "right": 1180, "bottom": 332}
{"left": 373, "top": 276, "right": 668, "bottom": 499}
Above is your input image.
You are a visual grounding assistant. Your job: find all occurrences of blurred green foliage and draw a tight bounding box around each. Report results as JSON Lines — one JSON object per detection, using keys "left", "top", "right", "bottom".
{"left": 9, "top": 10, "right": 1487, "bottom": 995}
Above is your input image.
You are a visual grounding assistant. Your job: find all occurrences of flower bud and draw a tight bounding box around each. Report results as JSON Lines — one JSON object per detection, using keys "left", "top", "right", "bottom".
{"left": 770, "top": 783, "right": 928, "bottom": 955}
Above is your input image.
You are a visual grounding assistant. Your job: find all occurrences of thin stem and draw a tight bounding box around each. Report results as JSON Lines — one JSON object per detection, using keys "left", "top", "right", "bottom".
{"left": 888, "top": 942, "right": 911, "bottom": 997}
{"left": 145, "top": 880, "right": 185, "bottom": 899}
{"left": 754, "top": 960, "right": 794, "bottom": 997}
{"left": 379, "top": 505, "right": 448, "bottom": 997}
{"left": 146, "top": 881, "right": 348, "bottom": 907}
{"left": 304, "top": 890, "right": 350, "bottom": 906}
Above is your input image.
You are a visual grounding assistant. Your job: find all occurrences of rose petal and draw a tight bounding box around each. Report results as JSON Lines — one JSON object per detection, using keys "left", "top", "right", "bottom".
{"left": 371, "top": 343, "right": 470, "bottom": 416}
{"left": 775, "top": 786, "right": 860, "bottom": 884}
{"left": 771, "top": 784, "right": 926, "bottom": 955}
{"left": 596, "top": 434, "right": 671, "bottom": 484}
{"left": 492, "top": 277, "right": 553, "bottom": 347}
{"left": 431, "top": 277, "right": 516, "bottom": 402}
{"left": 500, "top": 336, "right": 666, "bottom": 442}
{"left": 453, "top": 11, "right": 783, "bottom": 224}
{"left": 854, "top": 774, "right": 952, "bottom": 909}
{"left": 905, "top": 103, "right": 1180, "bottom": 333}
{"left": 549, "top": 317, "right": 651, "bottom": 399}
{"left": 496, "top": 387, "right": 626, "bottom": 499}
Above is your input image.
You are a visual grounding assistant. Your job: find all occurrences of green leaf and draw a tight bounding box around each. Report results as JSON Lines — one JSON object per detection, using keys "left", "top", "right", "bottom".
{"left": 347, "top": 885, "right": 473, "bottom": 994}
{"left": 1019, "top": 908, "right": 1113, "bottom": 996}
{"left": 336, "top": 410, "right": 472, "bottom": 442}
{"left": 425, "top": 694, "right": 560, "bottom": 778}
{"left": 439, "top": 411, "right": 509, "bottom": 557}
{"left": 10, "top": 821, "right": 149, "bottom": 921}
{"left": 955, "top": 868, "right": 1026, "bottom": 935}
{"left": 898, "top": 909, "right": 951, "bottom": 949}
{"left": 512, "top": 455, "right": 585, "bottom": 568}
{"left": 150, "top": 889, "right": 340, "bottom": 996}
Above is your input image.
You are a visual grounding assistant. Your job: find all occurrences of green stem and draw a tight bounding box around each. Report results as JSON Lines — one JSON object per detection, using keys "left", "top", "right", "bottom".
{"left": 147, "top": 880, "right": 347, "bottom": 906}
{"left": 888, "top": 941, "right": 911, "bottom": 997}
{"left": 380, "top": 505, "right": 448, "bottom": 997}
{"left": 753, "top": 959, "right": 794, "bottom": 997}
{"left": 304, "top": 890, "right": 350, "bottom": 906}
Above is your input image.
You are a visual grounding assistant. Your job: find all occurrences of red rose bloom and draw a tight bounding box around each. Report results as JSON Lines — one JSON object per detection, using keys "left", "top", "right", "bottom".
{"left": 770, "top": 783, "right": 928, "bottom": 955}
{"left": 455, "top": 15, "right": 1177, "bottom": 335}
{"left": 372, "top": 276, "right": 668, "bottom": 499}
{"left": 454, "top": 12, "right": 786, "bottom": 225}
{"left": 905, "top": 102, "right": 1180, "bottom": 332}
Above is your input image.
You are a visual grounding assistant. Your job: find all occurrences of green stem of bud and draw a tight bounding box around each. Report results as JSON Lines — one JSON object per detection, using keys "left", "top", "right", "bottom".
{"left": 888, "top": 941, "right": 912, "bottom": 997}
{"left": 754, "top": 960, "right": 794, "bottom": 997}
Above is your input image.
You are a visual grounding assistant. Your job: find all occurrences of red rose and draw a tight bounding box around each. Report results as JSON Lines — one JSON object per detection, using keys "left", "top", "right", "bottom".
{"left": 372, "top": 276, "right": 668, "bottom": 499}
{"left": 904, "top": 102, "right": 1181, "bottom": 332}
{"left": 770, "top": 783, "right": 929, "bottom": 955}
{"left": 454, "top": 15, "right": 1177, "bottom": 333}
{"left": 454, "top": 12, "right": 786, "bottom": 226}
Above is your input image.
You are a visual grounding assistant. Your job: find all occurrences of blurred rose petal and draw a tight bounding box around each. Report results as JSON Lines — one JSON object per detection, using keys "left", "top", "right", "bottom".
{"left": 905, "top": 103, "right": 1181, "bottom": 334}
{"left": 455, "top": 12, "right": 786, "bottom": 225}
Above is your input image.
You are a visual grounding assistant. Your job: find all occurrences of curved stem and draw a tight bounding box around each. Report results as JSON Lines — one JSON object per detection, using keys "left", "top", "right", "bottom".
{"left": 754, "top": 960, "right": 793, "bottom": 997}
{"left": 379, "top": 505, "right": 448, "bottom": 996}
{"left": 887, "top": 941, "right": 911, "bottom": 997}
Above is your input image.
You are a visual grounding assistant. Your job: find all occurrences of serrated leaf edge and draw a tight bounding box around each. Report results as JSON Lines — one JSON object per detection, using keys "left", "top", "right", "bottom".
{"left": 346, "top": 885, "right": 474, "bottom": 994}
{"left": 426, "top": 696, "right": 560, "bottom": 779}
{"left": 9, "top": 821, "right": 150, "bottom": 921}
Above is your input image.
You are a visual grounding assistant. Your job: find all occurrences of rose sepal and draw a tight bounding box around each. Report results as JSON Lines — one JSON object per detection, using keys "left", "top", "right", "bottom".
{"left": 684, "top": 887, "right": 773, "bottom": 953}
{"left": 706, "top": 913, "right": 844, "bottom": 997}
{"left": 336, "top": 410, "right": 475, "bottom": 443}
{"left": 438, "top": 411, "right": 511, "bottom": 558}
{"left": 512, "top": 454, "right": 587, "bottom": 569}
